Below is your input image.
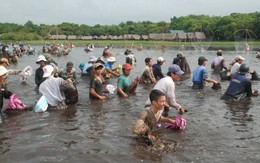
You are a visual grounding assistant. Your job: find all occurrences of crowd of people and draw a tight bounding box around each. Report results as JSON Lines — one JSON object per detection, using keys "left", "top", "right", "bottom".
{"left": 0, "top": 43, "right": 36, "bottom": 64}
{"left": 0, "top": 42, "right": 74, "bottom": 65}
{"left": 82, "top": 48, "right": 258, "bottom": 141}
{"left": 0, "top": 44, "right": 259, "bottom": 145}
{"left": 42, "top": 43, "right": 73, "bottom": 56}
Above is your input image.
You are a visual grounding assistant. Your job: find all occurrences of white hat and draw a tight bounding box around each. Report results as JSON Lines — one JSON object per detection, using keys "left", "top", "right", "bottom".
{"left": 89, "top": 56, "right": 97, "bottom": 62}
{"left": 36, "top": 55, "right": 47, "bottom": 63}
{"left": 0, "top": 66, "right": 8, "bottom": 76}
{"left": 42, "top": 65, "right": 54, "bottom": 78}
{"left": 107, "top": 57, "right": 116, "bottom": 62}
{"left": 157, "top": 57, "right": 165, "bottom": 62}
{"left": 235, "top": 55, "right": 245, "bottom": 61}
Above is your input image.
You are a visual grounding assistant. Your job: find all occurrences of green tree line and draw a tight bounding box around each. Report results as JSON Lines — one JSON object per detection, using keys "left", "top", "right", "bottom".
{"left": 0, "top": 12, "right": 259, "bottom": 41}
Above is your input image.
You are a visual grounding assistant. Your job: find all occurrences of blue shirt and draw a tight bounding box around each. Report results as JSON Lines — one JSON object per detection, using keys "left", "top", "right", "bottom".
{"left": 104, "top": 62, "right": 113, "bottom": 70}
{"left": 192, "top": 65, "right": 208, "bottom": 84}
{"left": 82, "top": 63, "right": 93, "bottom": 74}
{"left": 152, "top": 64, "right": 164, "bottom": 79}
{"left": 224, "top": 73, "right": 252, "bottom": 98}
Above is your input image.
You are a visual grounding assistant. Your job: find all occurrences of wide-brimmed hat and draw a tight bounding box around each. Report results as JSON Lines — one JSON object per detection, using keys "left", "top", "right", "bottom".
{"left": 0, "top": 66, "right": 8, "bottom": 76}
{"left": 89, "top": 56, "right": 97, "bottom": 62}
{"left": 36, "top": 55, "right": 47, "bottom": 63}
{"left": 0, "top": 58, "right": 10, "bottom": 66}
{"left": 107, "top": 57, "right": 116, "bottom": 62}
{"left": 235, "top": 55, "right": 245, "bottom": 61}
{"left": 168, "top": 64, "right": 184, "bottom": 76}
{"left": 43, "top": 65, "right": 54, "bottom": 78}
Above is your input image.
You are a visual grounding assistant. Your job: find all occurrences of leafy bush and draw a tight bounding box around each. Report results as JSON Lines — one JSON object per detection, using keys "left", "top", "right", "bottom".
{"left": 0, "top": 32, "right": 42, "bottom": 41}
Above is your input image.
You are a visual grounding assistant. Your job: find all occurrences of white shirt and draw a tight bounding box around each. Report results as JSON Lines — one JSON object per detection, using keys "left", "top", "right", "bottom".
{"left": 127, "top": 54, "right": 136, "bottom": 64}
{"left": 39, "top": 76, "right": 65, "bottom": 106}
{"left": 231, "top": 62, "right": 241, "bottom": 74}
{"left": 145, "top": 76, "right": 181, "bottom": 110}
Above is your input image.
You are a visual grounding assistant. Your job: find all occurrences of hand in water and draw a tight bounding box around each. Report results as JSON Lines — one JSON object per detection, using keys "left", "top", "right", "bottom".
{"left": 179, "top": 107, "right": 187, "bottom": 114}
{"left": 100, "top": 96, "right": 107, "bottom": 100}
{"left": 252, "top": 89, "right": 258, "bottom": 96}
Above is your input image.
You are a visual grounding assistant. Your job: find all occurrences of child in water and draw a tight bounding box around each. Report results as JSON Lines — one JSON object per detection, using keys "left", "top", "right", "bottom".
{"left": 132, "top": 89, "right": 176, "bottom": 140}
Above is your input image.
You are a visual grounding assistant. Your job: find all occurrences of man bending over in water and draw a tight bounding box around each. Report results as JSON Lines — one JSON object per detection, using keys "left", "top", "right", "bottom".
{"left": 132, "top": 89, "right": 176, "bottom": 140}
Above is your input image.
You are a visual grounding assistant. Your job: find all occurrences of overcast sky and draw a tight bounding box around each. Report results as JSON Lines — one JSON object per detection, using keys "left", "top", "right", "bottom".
{"left": 1, "top": 0, "right": 259, "bottom": 26}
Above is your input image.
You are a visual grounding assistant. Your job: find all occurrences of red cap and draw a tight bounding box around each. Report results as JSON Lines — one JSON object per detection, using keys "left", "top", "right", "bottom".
{"left": 123, "top": 63, "right": 132, "bottom": 70}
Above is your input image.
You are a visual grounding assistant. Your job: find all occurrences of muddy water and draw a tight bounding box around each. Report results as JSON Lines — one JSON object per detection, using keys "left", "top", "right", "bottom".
{"left": 0, "top": 46, "right": 260, "bottom": 162}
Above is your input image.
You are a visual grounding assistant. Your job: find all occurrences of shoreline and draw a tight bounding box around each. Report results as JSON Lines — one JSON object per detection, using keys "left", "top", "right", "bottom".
{"left": 3, "top": 40, "right": 260, "bottom": 51}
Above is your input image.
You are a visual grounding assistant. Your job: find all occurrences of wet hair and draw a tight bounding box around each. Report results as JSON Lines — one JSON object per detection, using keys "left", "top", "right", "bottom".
{"left": 239, "top": 63, "right": 249, "bottom": 74}
{"left": 149, "top": 89, "right": 166, "bottom": 103}
{"left": 198, "top": 56, "right": 207, "bottom": 65}
{"left": 198, "top": 60, "right": 203, "bottom": 65}
{"left": 167, "top": 72, "right": 177, "bottom": 76}
{"left": 167, "top": 72, "right": 171, "bottom": 76}
{"left": 122, "top": 67, "right": 126, "bottom": 74}
{"left": 145, "top": 57, "right": 152, "bottom": 64}
{"left": 217, "top": 52, "right": 222, "bottom": 56}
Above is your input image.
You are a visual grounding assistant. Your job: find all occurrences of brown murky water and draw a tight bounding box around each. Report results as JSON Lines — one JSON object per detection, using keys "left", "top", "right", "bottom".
{"left": 1, "top": 46, "right": 260, "bottom": 162}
